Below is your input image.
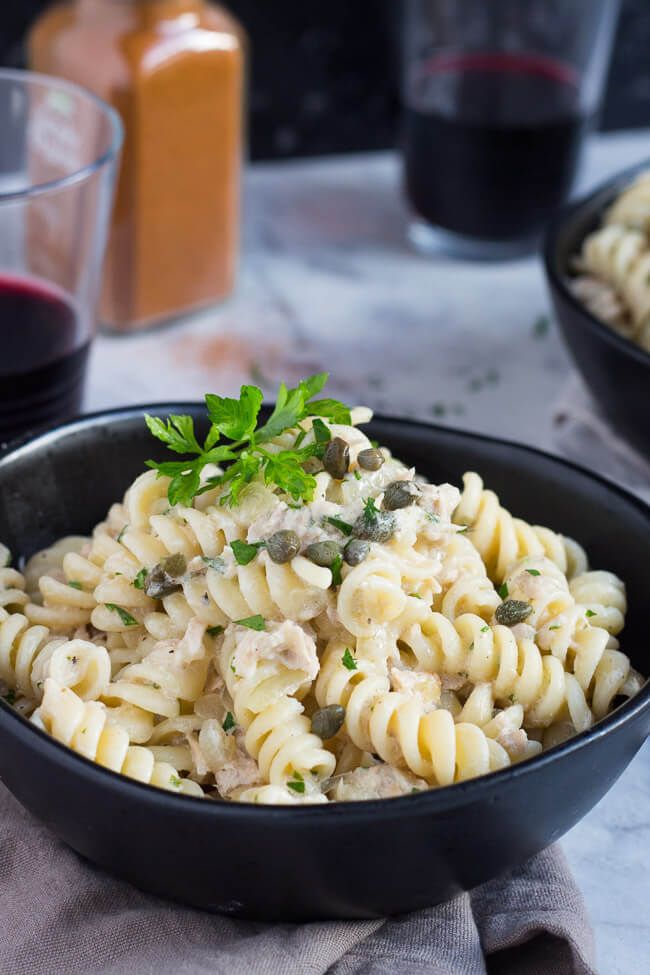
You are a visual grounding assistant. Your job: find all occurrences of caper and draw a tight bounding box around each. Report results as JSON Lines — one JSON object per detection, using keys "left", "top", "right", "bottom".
{"left": 357, "top": 448, "right": 384, "bottom": 472}
{"left": 144, "top": 563, "right": 182, "bottom": 599}
{"left": 322, "top": 437, "right": 350, "bottom": 480}
{"left": 311, "top": 704, "right": 345, "bottom": 739}
{"left": 344, "top": 538, "right": 370, "bottom": 565}
{"left": 382, "top": 480, "right": 420, "bottom": 511}
{"left": 352, "top": 509, "right": 396, "bottom": 543}
{"left": 266, "top": 530, "right": 301, "bottom": 564}
{"left": 495, "top": 600, "right": 532, "bottom": 627}
{"left": 306, "top": 540, "right": 342, "bottom": 567}
{"left": 161, "top": 552, "right": 187, "bottom": 577}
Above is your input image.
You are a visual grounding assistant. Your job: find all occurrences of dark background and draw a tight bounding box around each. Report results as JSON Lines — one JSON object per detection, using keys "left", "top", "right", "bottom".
{"left": 3, "top": 0, "right": 650, "bottom": 160}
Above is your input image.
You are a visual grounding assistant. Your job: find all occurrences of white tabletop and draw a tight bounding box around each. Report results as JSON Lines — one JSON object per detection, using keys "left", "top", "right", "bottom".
{"left": 87, "top": 131, "right": 650, "bottom": 973}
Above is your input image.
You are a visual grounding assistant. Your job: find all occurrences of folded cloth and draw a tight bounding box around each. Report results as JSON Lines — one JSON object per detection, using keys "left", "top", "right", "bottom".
{"left": 550, "top": 374, "right": 650, "bottom": 503}
{"left": 0, "top": 782, "right": 596, "bottom": 975}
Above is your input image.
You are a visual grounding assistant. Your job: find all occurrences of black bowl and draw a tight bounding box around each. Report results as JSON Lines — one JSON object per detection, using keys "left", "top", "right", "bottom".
{"left": 543, "top": 159, "right": 650, "bottom": 456}
{"left": 0, "top": 406, "right": 648, "bottom": 920}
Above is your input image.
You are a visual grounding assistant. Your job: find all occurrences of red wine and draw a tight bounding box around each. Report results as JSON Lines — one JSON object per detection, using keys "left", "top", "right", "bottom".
{"left": 0, "top": 274, "right": 89, "bottom": 441}
{"left": 404, "top": 53, "right": 592, "bottom": 242}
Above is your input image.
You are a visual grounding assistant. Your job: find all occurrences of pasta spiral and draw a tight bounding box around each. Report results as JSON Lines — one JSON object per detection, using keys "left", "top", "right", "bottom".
{"left": 505, "top": 560, "right": 631, "bottom": 720}
{"left": 453, "top": 472, "right": 587, "bottom": 583}
{"left": 577, "top": 224, "right": 650, "bottom": 338}
{"left": 32, "top": 679, "right": 202, "bottom": 795}
{"left": 0, "top": 608, "right": 111, "bottom": 704}
{"left": 315, "top": 638, "right": 510, "bottom": 785}
{"left": 218, "top": 623, "right": 335, "bottom": 790}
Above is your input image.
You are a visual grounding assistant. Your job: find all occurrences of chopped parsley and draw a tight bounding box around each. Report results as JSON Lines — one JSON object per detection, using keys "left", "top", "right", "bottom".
{"left": 330, "top": 554, "right": 343, "bottom": 587}
{"left": 342, "top": 647, "right": 357, "bottom": 671}
{"left": 104, "top": 604, "right": 138, "bottom": 626}
{"left": 117, "top": 525, "right": 127, "bottom": 544}
{"left": 152, "top": 683, "right": 161, "bottom": 690}
{"left": 231, "top": 540, "right": 265, "bottom": 566}
{"left": 409, "top": 592, "right": 422, "bottom": 599}
{"left": 169, "top": 775, "right": 182, "bottom": 788}
{"left": 201, "top": 556, "right": 226, "bottom": 572}
{"left": 353, "top": 470, "right": 361, "bottom": 481}
{"left": 2, "top": 689, "right": 16, "bottom": 706}
{"left": 585, "top": 609, "right": 597, "bottom": 618}
{"left": 207, "top": 625, "right": 224, "bottom": 637}
{"left": 287, "top": 771, "right": 305, "bottom": 794}
{"left": 548, "top": 625, "right": 561, "bottom": 631}
{"left": 426, "top": 512, "right": 440, "bottom": 524}
{"left": 497, "top": 582, "right": 509, "bottom": 600}
{"left": 468, "top": 641, "right": 474, "bottom": 651}
{"left": 411, "top": 787, "right": 420, "bottom": 793}
{"left": 234, "top": 614, "right": 266, "bottom": 631}
{"left": 222, "top": 711, "right": 236, "bottom": 733}
{"left": 457, "top": 671, "right": 469, "bottom": 679}
{"left": 532, "top": 315, "right": 550, "bottom": 340}
{"left": 508, "top": 693, "right": 516, "bottom": 704}
{"left": 325, "top": 515, "right": 353, "bottom": 536}
{"left": 480, "top": 625, "right": 489, "bottom": 633}
{"left": 132, "top": 569, "right": 148, "bottom": 590}
{"left": 526, "top": 569, "right": 541, "bottom": 576}
{"left": 363, "top": 496, "right": 379, "bottom": 524}
{"left": 68, "top": 580, "right": 82, "bottom": 590}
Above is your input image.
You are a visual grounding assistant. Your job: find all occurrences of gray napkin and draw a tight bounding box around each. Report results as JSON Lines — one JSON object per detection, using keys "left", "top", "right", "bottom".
{"left": 0, "top": 781, "right": 596, "bottom": 975}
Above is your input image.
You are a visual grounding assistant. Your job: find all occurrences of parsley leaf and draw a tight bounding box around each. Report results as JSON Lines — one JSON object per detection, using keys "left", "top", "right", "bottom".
{"left": 231, "top": 540, "right": 265, "bottom": 565}
{"left": 312, "top": 417, "right": 331, "bottom": 443}
{"left": 104, "top": 604, "right": 139, "bottom": 626}
{"left": 585, "top": 609, "right": 597, "bottom": 618}
{"left": 132, "top": 569, "right": 147, "bottom": 590}
{"left": 222, "top": 711, "right": 236, "bottom": 733}
{"left": 117, "top": 525, "right": 127, "bottom": 544}
{"left": 2, "top": 689, "right": 16, "bottom": 706}
{"left": 287, "top": 771, "right": 305, "bottom": 794}
{"left": 330, "top": 554, "right": 343, "bottom": 587}
{"left": 363, "top": 497, "right": 378, "bottom": 524}
{"left": 169, "top": 775, "right": 182, "bottom": 788}
{"left": 234, "top": 615, "right": 266, "bottom": 631}
{"left": 68, "top": 580, "right": 82, "bottom": 590}
{"left": 207, "top": 625, "right": 224, "bottom": 637}
{"left": 497, "top": 582, "right": 509, "bottom": 600}
{"left": 342, "top": 647, "right": 357, "bottom": 671}
{"left": 526, "top": 569, "right": 541, "bottom": 576}
{"left": 325, "top": 515, "right": 353, "bottom": 536}
{"left": 205, "top": 385, "right": 263, "bottom": 441}
{"left": 480, "top": 625, "right": 489, "bottom": 633}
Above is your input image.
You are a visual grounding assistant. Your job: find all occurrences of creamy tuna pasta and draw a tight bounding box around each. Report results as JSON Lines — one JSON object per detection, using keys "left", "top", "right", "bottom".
{"left": 572, "top": 169, "right": 650, "bottom": 353}
{"left": 0, "top": 376, "right": 644, "bottom": 804}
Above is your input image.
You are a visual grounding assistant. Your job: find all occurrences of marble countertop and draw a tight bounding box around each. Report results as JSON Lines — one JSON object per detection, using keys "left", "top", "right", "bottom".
{"left": 87, "top": 132, "right": 650, "bottom": 973}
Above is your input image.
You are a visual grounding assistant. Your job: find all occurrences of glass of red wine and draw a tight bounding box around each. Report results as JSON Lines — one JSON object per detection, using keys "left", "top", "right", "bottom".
{"left": 0, "top": 69, "right": 122, "bottom": 443}
{"left": 402, "top": 0, "right": 621, "bottom": 259}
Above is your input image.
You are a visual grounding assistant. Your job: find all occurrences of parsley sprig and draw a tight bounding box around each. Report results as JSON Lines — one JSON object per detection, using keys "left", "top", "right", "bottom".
{"left": 145, "top": 374, "right": 351, "bottom": 507}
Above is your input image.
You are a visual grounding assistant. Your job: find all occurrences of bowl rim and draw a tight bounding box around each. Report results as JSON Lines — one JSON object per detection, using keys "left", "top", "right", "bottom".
{"left": 1, "top": 402, "right": 648, "bottom": 821}
{"left": 543, "top": 156, "right": 650, "bottom": 368}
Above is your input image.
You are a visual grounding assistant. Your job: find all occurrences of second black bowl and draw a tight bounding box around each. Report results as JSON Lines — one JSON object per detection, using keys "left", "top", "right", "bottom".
{"left": 543, "top": 159, "right": 650, "bottom": 456}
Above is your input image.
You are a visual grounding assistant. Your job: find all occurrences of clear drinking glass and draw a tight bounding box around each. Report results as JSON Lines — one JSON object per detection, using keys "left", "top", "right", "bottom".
{"left": 0, "top": 69, "right": 122, "bottom": 442}
{"left": 402, "top": 0, "right": 621, "bottom": 259}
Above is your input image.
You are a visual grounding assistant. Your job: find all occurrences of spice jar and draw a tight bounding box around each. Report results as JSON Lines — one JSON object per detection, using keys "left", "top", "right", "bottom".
{"left": 29, "top": 0, "right": 245, "bottom": 331}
